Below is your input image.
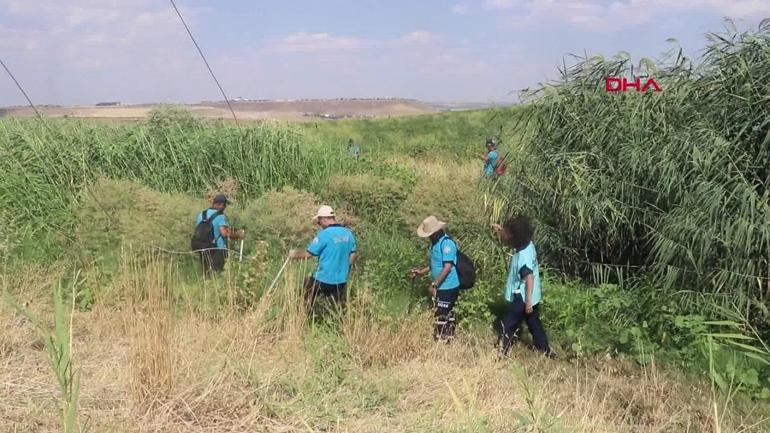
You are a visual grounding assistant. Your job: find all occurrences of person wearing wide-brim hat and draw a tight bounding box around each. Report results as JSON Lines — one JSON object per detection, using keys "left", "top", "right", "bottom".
{"left": 290, "top": 205, "right": 358, "bottom": 309}
{"left": 410, "top": 215, "right": 462, "bottom": 341}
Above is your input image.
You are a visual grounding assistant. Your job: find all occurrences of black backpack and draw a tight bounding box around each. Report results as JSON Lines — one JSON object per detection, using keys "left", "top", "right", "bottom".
{"left": 441, "top": 237, "right": 477, "bottom": 290}
{"left": 191, "top": 210, "right": 222, "bottom": 251}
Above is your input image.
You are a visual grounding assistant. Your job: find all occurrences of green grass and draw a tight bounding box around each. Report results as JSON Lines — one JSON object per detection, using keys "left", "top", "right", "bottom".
{"left": 2, "top": 23, "right": 770, "bottom": 428}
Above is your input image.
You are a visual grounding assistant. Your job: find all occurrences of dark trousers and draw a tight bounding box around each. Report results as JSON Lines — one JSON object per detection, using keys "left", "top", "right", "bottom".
{"left": 499, "top": 293, "right": 550, "bottom": 355}
{"left": 304, "top": 277, "right": 347, "bottom": 309}
{"left": 435, "top": 288, "right": 460, "bottom": 341}
{"left": 199, "top": 249, "right": 226, "bottom": 274}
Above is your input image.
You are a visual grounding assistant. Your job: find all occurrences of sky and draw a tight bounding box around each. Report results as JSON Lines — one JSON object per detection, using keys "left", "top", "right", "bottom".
{"left": 1, "top": 0, "right": 769, "bottom": 106}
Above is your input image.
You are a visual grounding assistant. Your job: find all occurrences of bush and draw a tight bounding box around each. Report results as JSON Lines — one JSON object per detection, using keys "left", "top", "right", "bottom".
{"left": 240, "top": 187, "right": 323, "bottom": 252}
{"left": 76, "top": 177, "right": 205, "bottom": 259}
{"left": 147, "top": 105, "right": 204, "bottom": 134}
{"left": 326, "top": 173, "right": 407, "bottom": 222}
{"left": 399, "top": 161, "right": 485, "bottom": 231}
{"left": 240, "top": 187, "right": 356, "bottom": 251}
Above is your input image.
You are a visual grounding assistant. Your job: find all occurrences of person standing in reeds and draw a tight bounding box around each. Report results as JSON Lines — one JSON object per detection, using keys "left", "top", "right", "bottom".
{"left": 191, "top": 194, "right": 245, "bottom": 274}
{"left": 480, "top": 138, "right": 499, "bottom": 177}
{"left": 492, "top": 216, "right": 554, "bottom": 358}
{"left": 348, "top": 138, "right": 361, "bottom": 160}
{"left": 410, "top": 215, "right": 461, "bottom": 342}
{"left": 290, "top": 205, "right": 358, "bottom": 309}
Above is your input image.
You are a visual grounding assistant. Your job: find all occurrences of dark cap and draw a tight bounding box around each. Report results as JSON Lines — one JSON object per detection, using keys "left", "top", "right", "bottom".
{"left": 212, "top": 194, "right": 230, "bottom": 204}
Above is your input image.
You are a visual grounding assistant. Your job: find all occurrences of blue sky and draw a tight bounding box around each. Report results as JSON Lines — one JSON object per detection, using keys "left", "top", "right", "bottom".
{"left": 1, "top": 0, "right": 768, "bottom": 105}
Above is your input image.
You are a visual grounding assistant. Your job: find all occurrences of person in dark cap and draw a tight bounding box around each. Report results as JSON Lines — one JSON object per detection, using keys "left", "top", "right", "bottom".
{"left": 191, "top": 194, "right": 245, "bottom": 274}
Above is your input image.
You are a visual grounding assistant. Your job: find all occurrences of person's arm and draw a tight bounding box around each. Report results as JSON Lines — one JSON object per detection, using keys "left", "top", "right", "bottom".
{"left": 289, "top": 249, "right": 312, "bottom": 260}
{"left": 523, "top": 272, "right": 535, "bottom": 314}
{"left": 219, "top": 226, "right": 245, "bottom": 240}
{"left": 409, "top": 266, "right": 430, "bottom": 277}
{"left": 433, "top": 262, "right": 453, "bottom": 289}
{"left": 293, "top": 233, "right": 325, "bottom": 260}
{"left": 480, "top": 153, "right": 489, "bottom": 161}
{"left": 433, "top": 239, "right": 457, "bottom": 294}
{"left": 349, "top": 234, "right": 358, "bottom": 266}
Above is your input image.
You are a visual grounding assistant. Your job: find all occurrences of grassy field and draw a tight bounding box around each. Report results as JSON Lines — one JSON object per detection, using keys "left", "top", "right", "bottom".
{"left": 3, "top": 22, "right": 770, "bottom": 433}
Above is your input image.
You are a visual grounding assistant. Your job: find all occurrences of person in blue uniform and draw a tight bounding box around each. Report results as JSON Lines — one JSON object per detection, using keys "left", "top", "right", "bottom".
{"left": 492, "top": 216, "right": 554, "bottom": 357}
{"left": 290, "top": 205, "right": 358, "bottom": 308}
{"left": 410, "top": 215, "right": 461, "bottom": 341}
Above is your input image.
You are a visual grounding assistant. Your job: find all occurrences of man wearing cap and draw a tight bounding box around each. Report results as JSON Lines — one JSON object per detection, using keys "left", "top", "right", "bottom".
{"left": 480, "top": 138, "right": 499, "bottom": 177}
{"left": 194, "top": 194, "right": 245, "bottom": 273}
{"left": 290, "top": 205, "right": 358, "bottom": 308}
{"left": 410, "top": 215, "right": 461, "bottom": 341}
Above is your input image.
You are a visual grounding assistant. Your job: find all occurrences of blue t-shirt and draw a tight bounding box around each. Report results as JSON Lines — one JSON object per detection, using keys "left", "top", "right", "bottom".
{"left": 504, "top": 241, "right": 542, "bottom": 305}
{"left": 195, "top": 208, "right": 229, "bottom": 249}
{"left": 484, "top": 150, "right": 499, "bottom": 176}
{"left": 307, "top": 224, "right": 357, "bottom": 285}
{"left": 349, "top": 144, "right": 361, "bottom": 159}
{"left": 430, "top": 234, "right": 461, "bottom": 290}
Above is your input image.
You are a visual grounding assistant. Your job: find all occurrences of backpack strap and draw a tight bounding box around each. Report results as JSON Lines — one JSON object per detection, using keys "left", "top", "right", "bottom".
{"left": 203, "top": 210, "right": 224, "bottom": 246}
{"left": 439, "top": 236, "right": 458, "bottom": 266}
{"left": 203, "top": 209, "right": 222, "bottom": 223}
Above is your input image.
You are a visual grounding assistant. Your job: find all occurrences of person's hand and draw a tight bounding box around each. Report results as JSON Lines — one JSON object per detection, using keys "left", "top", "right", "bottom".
{"left": 491, "top": 223, "right": 504, "bottom": 238}
{"left": 429, "top": 282, "right": 437, "bottom": 297}
{"left": 237, "top": 229, "right": 246, "bottom": 239}
{"left": 525, "top": 301, "right": 534, "bottom": 315}
{"left": 288, "top": 249, "right": 298, "bottom": 258}
{"left": 409, "top": 267, "right": 424, "bottom": 278}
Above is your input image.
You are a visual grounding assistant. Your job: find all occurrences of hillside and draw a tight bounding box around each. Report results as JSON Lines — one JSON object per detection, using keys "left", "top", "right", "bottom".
{"left": 0, "top": 98, "right": 443, "bottom": 121}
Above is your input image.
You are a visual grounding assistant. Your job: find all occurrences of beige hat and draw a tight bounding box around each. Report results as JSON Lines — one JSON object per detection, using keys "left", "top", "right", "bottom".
{"left": 416, "top": 215, "right": 447, "bottom": 238}
{"left": 313, "top": 205, "right": 335, "bottom": 222}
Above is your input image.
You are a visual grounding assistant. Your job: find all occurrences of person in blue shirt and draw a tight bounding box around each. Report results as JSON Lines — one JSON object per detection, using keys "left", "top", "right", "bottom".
{"left": 410, "top": 215, "right": 462, "bottom": 342}
{"left": 348, "top": 138, "right": 361, "bottom": 160}
{"left": 480, "top": 138, "right": 499, "bottom": 177}
{"left": 492, "top": 216, "right": 553, "bottom": 357}
{"left": 290, "top": 205, "right": 358, "bottom": 309}
{"left": 194, "top": 194, "right": 245, "bottom": 274}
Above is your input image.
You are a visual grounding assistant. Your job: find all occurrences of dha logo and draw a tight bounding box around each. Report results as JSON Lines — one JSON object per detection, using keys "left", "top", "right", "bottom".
{"left": 605, "top": 77, "right": 662, "bottom": 93}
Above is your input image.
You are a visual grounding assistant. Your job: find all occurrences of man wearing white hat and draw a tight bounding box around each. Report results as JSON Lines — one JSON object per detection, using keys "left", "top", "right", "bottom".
{"left": 410, "top": 215, "right": 461, "bottom": 341}
{"left": 290, "top": 205, "right": 358, "bottom": 308}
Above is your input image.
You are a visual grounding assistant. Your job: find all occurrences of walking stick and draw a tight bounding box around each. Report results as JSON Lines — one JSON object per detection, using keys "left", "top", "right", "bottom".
{"left": 238, "top": 238, "right": 244, "bottom": 262}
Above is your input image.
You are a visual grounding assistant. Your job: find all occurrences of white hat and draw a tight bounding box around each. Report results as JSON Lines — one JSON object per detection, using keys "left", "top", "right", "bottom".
{"left": 416, "top": 215, "right": 447, "bottom": 238}
{"left": 313, "top": 205, "right": 335, "bottom": 222}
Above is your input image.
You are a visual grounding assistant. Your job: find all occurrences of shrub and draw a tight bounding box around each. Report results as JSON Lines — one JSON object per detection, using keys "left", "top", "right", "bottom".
{"left": 240, "top": 187, "right": 323, "bottom": 252}
{"left": 399, "top": 161, "right": 485, "bottom": 231}
{"left": 147, "top": 105, "right": 203, "bottom": 133}
{"left": 240, "top": 187, "right": 356, "bottom": 250}
{"left": 76, "top": 177, "right": 205, "bottom": 259}
{"left": 325, "top": 173, "right": 407, "bottom": 222}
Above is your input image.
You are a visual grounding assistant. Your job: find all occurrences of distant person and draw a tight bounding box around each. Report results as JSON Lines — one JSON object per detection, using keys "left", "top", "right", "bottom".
{"left": 410, "top": 215, "right": 462, "bottom": 342}
{"left": 290, "top": 205, "right": 358, "bottom": 309}
{"left": 492, "top": 216, "right": 553, "bottom": 358}
{"left": 348, "top": 138, "right": 361, "bottom": 160}
{"left": 480, "top": 138, "right": 499, "bottom": 177}
{"left": 191, "top": 194, "right": 245, "bottom": 274}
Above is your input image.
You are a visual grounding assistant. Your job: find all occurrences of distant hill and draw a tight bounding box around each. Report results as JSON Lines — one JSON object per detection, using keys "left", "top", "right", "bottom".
{"left": 0, "top": 98, "right": 440, "bottom": 121}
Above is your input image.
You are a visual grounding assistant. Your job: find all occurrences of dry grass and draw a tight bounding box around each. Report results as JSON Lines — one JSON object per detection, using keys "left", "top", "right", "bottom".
{"left": 1, "top": 259, "right": 768, "bottom": 433}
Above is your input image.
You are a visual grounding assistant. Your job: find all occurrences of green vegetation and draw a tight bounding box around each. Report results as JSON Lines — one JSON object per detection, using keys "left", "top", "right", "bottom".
{"left": 4, "top": 278, "right": 82, "bottom": 433}
{"left": 502, "top": 20, "right": 770, "bottom": 398}
{"left": 2, "top": 21, "right": 770, "bottom": 433}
